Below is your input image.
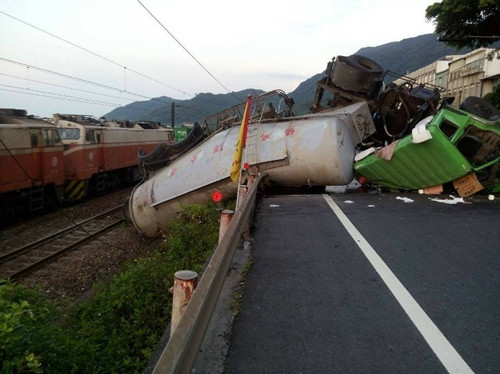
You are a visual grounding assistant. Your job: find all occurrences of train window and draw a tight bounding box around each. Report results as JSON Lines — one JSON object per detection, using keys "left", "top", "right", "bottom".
{"left": 52, "top": 129, "right": 62, "bottom": 144}
{"left": 58, "top": 128, "right": 80, "bottom": 140}
{"left": 85, "top": 130, "right": 96, "bottom": 143}
{"left": 31, "top": 133, "right": 38, "bottom": 147}
{"left": 43, "top": 129, "right": 54, "bottom": 146}
{"left": 42, "top": 129, "right": 63, "bottom": 146}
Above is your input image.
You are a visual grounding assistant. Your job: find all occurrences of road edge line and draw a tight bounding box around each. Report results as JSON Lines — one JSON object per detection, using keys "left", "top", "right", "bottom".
{"left": 323, "top": 194, "right": 474, "bottom": 374}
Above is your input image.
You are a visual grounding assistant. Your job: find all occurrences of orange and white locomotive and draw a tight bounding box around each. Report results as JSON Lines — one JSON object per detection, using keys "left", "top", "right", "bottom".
{"left": 0, "top": 108, "right": 174, "bottom": 220}
{"left": 53, "top": 114, "right": 174, "bottom": 201}
{"left": 0, "top": 109, "right": 66, "bottom": 216}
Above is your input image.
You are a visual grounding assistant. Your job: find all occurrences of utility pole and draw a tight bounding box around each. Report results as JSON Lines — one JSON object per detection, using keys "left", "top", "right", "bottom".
{"left": 171, "top": 101, "right": 175, "bottom": 127}
{"left": 171, "top": 102, "right": 181, "bottom": 127}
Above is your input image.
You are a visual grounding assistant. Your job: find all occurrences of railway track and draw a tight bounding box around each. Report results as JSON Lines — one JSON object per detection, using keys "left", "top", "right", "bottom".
{"left": 0, "top": 206, "right": 124, "bottom": 280}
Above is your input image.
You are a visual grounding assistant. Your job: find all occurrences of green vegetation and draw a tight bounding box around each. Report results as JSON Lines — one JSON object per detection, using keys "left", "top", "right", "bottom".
{"left": 0, "top": 203, "right": 220, "bottom": 373}
{"left": 425, "top": 0, "right": 500, "bottom": 50}
{"left": 0, "top": 281, "right": 58, "bottom": 374}
{"left": 229, "top": 257, "right": 254, "bottom": 318}
{"left": 484, "top": 84, "right": 500, "bottom": 109}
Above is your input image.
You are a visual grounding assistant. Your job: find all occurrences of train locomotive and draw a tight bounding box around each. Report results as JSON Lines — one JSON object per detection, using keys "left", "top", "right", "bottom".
{"left": 53, "top": 113, "right": 174, "bottom": 201}
{"left": 0, "top": 109, "right": 65, "bottom": 217}
{"left": 0, "top": 108, "right": 174, "bottom": 220}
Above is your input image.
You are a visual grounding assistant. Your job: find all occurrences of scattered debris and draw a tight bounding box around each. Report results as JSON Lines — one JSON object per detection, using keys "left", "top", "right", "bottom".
{"left": 418, "top": 185, "right": 444, "bottom": 195}
{"left": 429, "top": 195, "right": 466, "bottom": 205}
{"left": 396, "top": 196, "right": 414, "bottom": 203}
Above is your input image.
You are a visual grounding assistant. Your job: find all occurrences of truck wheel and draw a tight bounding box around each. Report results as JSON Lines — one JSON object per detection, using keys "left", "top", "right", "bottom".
{"left": 459, "top": 96, "right": 500, "bottom": 121}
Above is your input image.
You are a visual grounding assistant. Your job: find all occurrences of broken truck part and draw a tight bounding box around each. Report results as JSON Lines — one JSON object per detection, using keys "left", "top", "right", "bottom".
{"left": 311, "top": 54, "right": 442, "bottom": 147}
{"left": 311, "top": 54, "right": 499, "bottom": 196}
{"left": 354, "top": 100, "right": 500, "bottom": 195}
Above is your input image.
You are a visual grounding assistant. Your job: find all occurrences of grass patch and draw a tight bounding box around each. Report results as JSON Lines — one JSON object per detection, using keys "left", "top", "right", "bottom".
{"left": 0, "top": 203, "right": 220, "bottom": 373}
{"left": 229, "top": 256, "right": 254, "bottom": 318}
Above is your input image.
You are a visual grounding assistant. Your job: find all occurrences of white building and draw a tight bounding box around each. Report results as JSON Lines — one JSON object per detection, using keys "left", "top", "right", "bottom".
{"left": 400, "top": 48, "right": 500, "bottom": 106}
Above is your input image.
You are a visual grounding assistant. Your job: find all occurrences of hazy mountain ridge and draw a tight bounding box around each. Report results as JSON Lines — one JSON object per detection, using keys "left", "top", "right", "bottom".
{"left": 104, "top": 89, "right": 263, "bottom": 125}
{"left": 104, "top": 33, "right": 493, "bottom": 123}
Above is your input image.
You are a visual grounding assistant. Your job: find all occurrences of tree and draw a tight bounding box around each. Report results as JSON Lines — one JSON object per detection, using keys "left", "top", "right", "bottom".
{"left": 426, "top": 0, "right": 500, "bottom": 49}
{"left": 484, "top": 84, "right": 500, "bottom": 109}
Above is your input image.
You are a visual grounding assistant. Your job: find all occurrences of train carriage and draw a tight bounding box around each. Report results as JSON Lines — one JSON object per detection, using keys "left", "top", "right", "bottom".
{"left": 0, "top": 109, "right": 175, "bottom": 221}
{"left": 54, "top": 114, "right": 174, "bottom": 201}
{"left": 0, "top": 109, "right": 65, "bottom": 215}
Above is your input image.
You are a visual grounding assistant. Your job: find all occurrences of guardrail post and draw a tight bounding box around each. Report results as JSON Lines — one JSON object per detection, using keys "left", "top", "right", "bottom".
{"left": 237, "top": 166, "right": 258, "bottom": 210}
{"left": 241, "top": 166, "right": 258, "bottom": 241}
{"left": 171, "top": 270, "right": 198, "bottom": 338}
{"left": 237, "top": 185, "right": 248, "bottom": 208}
{"left": 247, "top": 165, "right": 257, "bottom": 188}
{"left": 219, "top": 209, "right": 234, "bottom": 243}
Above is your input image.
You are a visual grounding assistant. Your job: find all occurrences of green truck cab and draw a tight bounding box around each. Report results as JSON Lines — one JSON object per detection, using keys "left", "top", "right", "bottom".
{"left": 354, "top": 99, "right": 500, "bottom": 195}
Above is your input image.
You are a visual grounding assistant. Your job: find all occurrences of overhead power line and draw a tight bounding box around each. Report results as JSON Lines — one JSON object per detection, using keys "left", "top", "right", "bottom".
{"left": 0, "top": 10, "right": 193, "bottom": 97}
{"left": 0, "top": 57, "right": 178, "bottom": 108}
{"left": 137, "top": 0, "right": 241, "bottom": 102}
{"left": 0, "top": 83, "right": 121, "bottom": 106}
{"left": 0, "top": 85, "right": 174, "bottom": 116}
{"left": 1, "top": 57, "right": 148, "bottom": 97}
{"left": 0, "top": 86, "right": 119, "bottom": 107}
{"left": 0, "top": 72, "right": 140, "bottom": 102}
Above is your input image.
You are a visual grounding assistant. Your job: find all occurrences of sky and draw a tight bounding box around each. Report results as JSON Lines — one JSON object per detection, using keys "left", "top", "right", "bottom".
{"left": 0, "top": 0, "right": 437, "bottom": 119}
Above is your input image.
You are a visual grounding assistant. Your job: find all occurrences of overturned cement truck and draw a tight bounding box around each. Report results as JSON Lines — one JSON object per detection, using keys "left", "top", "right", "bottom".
{"left": 126, "top": 98, "right": 375, "bottom": 237}
{"left": 126, "top": 54, "right": 499, "bottom": 237}
{"left": 126, "top": 55, "right": 439, "bottom": 238}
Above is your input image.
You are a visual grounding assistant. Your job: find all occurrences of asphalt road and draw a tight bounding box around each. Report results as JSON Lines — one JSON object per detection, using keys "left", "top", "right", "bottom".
{"left": 223, "top": 192, "right": 499, "bottom": 373}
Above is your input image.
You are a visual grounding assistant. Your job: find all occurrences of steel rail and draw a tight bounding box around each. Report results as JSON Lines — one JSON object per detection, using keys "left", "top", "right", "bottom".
{"left": 0, "top": 206, "right": 123, "bottom": 264}
{"left": 8, "top": 217, "right": 124, "bottom": 280}
{"left": 152, "top": 173, "right": 265, "bottom": 374}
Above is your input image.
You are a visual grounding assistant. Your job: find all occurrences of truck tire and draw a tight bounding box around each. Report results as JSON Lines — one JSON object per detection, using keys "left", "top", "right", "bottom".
{"left": 459, "top": 96, "right": 500, "bottom": 121}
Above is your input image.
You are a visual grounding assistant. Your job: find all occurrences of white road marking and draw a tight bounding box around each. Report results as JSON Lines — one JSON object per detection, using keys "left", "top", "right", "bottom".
{"left": 323, "top": 194, "right": 474, "bottom": 374}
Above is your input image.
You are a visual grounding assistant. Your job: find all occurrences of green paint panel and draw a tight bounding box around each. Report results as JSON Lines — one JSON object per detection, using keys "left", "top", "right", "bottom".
{"left": 354, "top": 106, "right": 500, "bottom": 191}
{"left": 355, "top": 128, "right": 471, "bottom": 189}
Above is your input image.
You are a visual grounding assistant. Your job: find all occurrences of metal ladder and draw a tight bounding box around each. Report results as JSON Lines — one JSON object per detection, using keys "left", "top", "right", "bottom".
{"left": 244, "top": 101, "right": 267, "bottom": 167}
{"left": 29, "top": 186, "right": 44, "bottom": 211}
{"left": 244, "top": 124, "right": 259, "bottom": 166}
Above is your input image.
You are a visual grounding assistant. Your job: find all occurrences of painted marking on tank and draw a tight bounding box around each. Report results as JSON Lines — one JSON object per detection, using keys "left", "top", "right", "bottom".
{"left": 168, "top": 167, "right": 178, "bottom": 177}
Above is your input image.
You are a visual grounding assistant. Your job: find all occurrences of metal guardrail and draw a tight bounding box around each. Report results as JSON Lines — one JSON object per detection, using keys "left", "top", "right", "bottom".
{"left": 152, "top": 173, "right": 265, "bottom": 373}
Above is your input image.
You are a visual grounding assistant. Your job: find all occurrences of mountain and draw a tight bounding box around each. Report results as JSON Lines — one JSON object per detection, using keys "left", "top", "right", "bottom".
{"left": 104, "top": 33, "right": 495, "bottom": 122}
{"left": 104, "top": 89, "right": 263, "bottom": 125}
